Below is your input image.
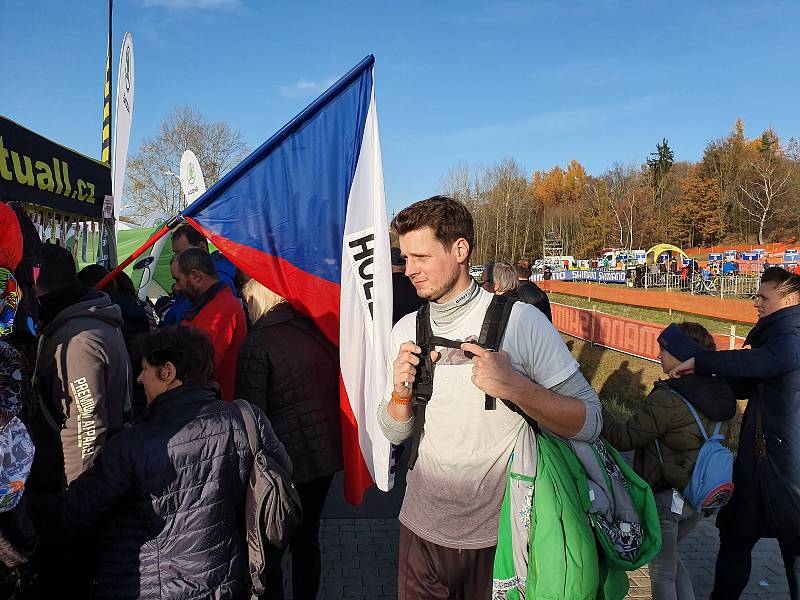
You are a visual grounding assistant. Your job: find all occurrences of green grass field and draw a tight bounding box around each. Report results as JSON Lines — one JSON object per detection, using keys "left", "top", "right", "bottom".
{"left": 548, "top": 291, "right": 753, "bottom": 338}
{"left": 552, "top": 289, "right": 748, "bottom": 444}
{"left": 564, "top": 336, "right": 663, "bottom": 420}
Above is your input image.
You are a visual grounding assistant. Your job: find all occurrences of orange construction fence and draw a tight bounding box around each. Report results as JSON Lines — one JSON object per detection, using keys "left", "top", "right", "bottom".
{"left": 552, "top": 303, "right": 745, "bottom": 362}
{"left": 539, "top": 280, "right": 758, "bottom": 324}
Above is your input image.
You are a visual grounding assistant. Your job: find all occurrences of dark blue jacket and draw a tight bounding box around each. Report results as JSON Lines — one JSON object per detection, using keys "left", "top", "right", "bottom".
{"left": 695, "top": 304, "right": 800, "bottom": 546}
{"left": 34, "top": 383, "right": 291, "bottom": 599}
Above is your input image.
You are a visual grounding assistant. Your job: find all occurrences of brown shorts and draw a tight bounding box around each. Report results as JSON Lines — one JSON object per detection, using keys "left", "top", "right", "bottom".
{"left": 398, "top": 523, "right": 496, "bottom": 600}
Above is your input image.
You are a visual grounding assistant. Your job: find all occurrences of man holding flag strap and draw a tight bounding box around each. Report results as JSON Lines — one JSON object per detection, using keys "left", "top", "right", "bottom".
{"left": 379, "top": 196, "right": 602, "bottom": 598}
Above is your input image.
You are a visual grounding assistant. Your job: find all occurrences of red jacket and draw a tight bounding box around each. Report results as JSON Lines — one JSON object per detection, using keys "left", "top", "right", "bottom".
{"left": 182, "top": 284, "right": 247, "bottom": 401}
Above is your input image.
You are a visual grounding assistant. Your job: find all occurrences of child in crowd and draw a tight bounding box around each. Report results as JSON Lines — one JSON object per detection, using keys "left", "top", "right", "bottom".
{"left": 602, "top": 322, "right": 737, "bottom": 600}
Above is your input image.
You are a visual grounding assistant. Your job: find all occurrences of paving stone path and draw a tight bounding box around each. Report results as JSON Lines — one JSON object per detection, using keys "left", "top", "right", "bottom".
{"left": 278, "top": 516, "right": 790, "bottom": 599}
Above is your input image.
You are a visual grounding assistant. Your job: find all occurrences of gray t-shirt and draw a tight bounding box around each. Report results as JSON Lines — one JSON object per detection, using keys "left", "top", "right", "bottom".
{"left": 382, "top": 287, "right": 594, "bottom": 549}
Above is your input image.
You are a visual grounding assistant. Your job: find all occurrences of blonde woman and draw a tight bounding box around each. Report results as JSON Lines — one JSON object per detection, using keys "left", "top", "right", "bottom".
{"left": 236, "top": 279, "right": 342, "bottom": 600}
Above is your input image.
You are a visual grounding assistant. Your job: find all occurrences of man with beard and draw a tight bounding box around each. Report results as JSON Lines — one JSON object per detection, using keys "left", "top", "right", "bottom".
{"left": 378, "top": 196, "right": 601, "bottom": 599}
{"left": 162, "top": 224, "right": 238, "bottom": 326}
{"left": 170, "top": 248, "right": 246, "bottom": 401}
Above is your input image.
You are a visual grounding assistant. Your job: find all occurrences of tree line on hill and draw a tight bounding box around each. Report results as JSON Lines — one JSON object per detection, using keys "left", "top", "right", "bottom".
{"left": 440, "top": 119, "right": 800, "bottom": 266}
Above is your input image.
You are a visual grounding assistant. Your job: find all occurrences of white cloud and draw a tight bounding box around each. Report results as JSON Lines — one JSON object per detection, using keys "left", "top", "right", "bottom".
{"left": 276, "top": 76, "right": 339, "bottom": 99}
{"left": 142, "top": 0, "right": 241, "bottom": 9}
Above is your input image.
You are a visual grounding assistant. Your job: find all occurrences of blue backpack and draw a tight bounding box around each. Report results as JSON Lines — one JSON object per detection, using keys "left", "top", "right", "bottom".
{"left": 656, "top": 392, "right": 735, "bottom": 515}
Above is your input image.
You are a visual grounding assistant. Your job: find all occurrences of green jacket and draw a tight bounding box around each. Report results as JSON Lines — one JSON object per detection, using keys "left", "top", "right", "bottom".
{"left": 602, "top": 374, "right": 736, "bottom": 493}
{"left": 493, "top": 428, "right": 637, "bottom": 600}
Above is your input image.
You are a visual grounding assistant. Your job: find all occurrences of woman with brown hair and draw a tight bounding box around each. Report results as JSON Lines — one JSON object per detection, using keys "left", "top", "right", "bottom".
{"left": 671, "top": 267, "right": 800, "bottom": 599}
{"left": 25, "top": 325, "right": 290, "bottom": 598}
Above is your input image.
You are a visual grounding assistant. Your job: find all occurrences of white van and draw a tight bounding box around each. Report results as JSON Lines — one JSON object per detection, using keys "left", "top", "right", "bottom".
{"left": 545, "top": 255, "right": 575, "bottom": 269}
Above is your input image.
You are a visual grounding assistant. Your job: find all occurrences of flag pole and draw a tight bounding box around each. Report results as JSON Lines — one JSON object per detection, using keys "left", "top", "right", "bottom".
{"left": 98, "top": 0, "right": 114, "bottom": 267}
{"left": 95, "top": 216, "right": 183, "bottom": 291}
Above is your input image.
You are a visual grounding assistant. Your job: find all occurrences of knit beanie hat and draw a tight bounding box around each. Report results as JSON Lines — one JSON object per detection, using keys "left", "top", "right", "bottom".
{"left": 657, "top": 323, "right": 706, "bottom": 362}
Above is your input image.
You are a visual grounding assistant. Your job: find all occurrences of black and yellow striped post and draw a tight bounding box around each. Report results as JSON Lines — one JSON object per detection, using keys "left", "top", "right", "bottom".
{"left": 101, "top": 38, "right": 111, "bottom": 164}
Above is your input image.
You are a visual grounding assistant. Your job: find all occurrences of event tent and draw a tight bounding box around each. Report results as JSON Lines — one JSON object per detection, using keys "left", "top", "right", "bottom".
{"left": 1, "top": 116, "right": 110, "bottom": 218}
{"left": 113, "top": 226, "right": 225, "bottom": 300}
{"left": 646, "top": 243, "right": 688, "bottom": 263}
{"left": 1, "top": 115, "right": 113, "bottom": 263}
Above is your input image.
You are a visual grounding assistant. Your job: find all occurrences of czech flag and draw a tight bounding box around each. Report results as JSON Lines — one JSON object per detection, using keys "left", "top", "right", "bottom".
{"left": 182, "top": 55, "right": 394, "bottom": 504}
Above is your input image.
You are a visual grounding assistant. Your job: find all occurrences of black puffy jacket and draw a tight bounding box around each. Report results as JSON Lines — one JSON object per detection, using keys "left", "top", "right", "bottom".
{"left": 236, "top": 303, "right": 343, "bottom": 485}
{"left": 696, "top": 304, "right": 800, "bottom": 547}
{"left": 33, "top": 383, "right": 291, "bottom": 599}
{"left": 515, "top": 280, "right": 552, "bottom": 322}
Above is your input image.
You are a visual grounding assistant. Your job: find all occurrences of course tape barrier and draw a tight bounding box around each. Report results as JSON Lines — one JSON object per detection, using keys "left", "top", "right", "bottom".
{"left": 539, "top": 280, "right": 758, "bottom": 324}
{"left": 551, "top": 303, "right": 745, "bottom": 363}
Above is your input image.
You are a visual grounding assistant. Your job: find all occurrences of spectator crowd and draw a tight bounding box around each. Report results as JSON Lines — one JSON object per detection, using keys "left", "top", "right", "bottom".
{"left": 0, "top": 197, "right": 798, "bottom": 600}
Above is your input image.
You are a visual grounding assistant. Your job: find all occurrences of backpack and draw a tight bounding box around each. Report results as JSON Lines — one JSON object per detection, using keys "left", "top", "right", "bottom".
{"left": 655, "top": 392, "right": 734, "bottom": 515}
{"left": 233, "top": 400, "right": 304, "bottom": 597}
{"left": 408, "top": 294, "right": 517, "bottom": 468}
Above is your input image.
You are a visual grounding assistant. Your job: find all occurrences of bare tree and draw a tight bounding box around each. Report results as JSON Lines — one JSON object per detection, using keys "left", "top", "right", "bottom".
{"left": 439, "top": 161, "right": 473, "bottom": 203}
{"left": 737, "top": 153, "right": 792, "bottom": 244}
{"left": 606, "top": 163, "right": 643, "bottom": 249}
{"left": 125, "top": 106, "right": 249, "bottom": 223}
{"left": 483, "top": 159, "right": 527, "bottom": 261}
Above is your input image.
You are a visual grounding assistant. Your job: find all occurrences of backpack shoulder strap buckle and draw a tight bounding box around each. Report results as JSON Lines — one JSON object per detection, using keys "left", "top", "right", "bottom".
{"left": 478, "top": 295, "right": 517, "bottom": 410}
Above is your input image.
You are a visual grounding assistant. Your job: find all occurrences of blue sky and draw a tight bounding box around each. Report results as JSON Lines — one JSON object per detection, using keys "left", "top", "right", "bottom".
{"left": 2, "top": 0, "right": 799, "bottom": 215}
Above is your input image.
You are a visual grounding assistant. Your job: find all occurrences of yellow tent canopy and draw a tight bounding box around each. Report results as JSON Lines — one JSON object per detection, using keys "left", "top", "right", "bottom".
{"left": 646, "top": 243, "right": 688, "bottom": 263}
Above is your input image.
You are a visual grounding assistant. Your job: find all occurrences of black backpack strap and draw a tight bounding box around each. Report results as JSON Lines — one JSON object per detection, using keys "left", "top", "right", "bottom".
{"left": 478, "top": 295, "right": 517, "bottom": 410}
{"left": 408, "top": 303, "right": 433, "bottom": 470}
{"left": 233, "top": 399, "right": 262, "bottom": 456}
{"left": 412, "top": 303, "right": 434, "bottom": 405}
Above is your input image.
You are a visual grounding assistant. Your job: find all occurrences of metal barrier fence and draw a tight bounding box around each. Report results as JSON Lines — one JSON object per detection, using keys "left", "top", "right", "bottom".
{"left": 639, "top": 272, "right": 760, "bottom": 299}
{"left": 642, "top": 273, "right": 682, "bottom": 290}
{"left": 539, "top": 280, "right": 758, "bottom": 323}
{"left": 688, "top": 275, "right": 760, "bottom": 299}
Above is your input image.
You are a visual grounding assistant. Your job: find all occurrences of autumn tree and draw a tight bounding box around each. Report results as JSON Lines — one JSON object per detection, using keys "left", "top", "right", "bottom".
{"left": 700, "top": 118, "right": 749, "bottom": 239}
{"left": 530, "top": 160, "right": 588, "bottom": 254}
{"left": 575, "top": 177, "right": 615, "bottom": 257}
{"left": 438, "top": 119, "right": 800, "bottom": 261}
{"left": 126, "top": 106, "right": 249, "bottom": 223}
{"left": 675, "top": 167, "right": 725, "bottom": 248}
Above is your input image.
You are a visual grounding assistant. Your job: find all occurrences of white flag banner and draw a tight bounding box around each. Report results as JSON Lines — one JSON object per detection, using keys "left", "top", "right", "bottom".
{"left": 112, "top": 32, "right": 134, "bottom": 228}
{"left": 179, "top": 150, "right": 207, "bottom": 204}
{"left": 136, "top": 211, "right": 171, "bottom": 301}
{"left": 340, "top": 80, "right": 394, "bottom": 493}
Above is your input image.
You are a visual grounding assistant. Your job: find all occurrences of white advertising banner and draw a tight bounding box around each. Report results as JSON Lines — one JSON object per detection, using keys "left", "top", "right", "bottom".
{"left": 112, "top": 32, "right": 134, "bottom": 227}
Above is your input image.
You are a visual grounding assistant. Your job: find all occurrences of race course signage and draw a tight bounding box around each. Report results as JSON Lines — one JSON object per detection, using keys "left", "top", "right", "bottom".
{"left": 532, "top": 269, "right": 627, "bottom": 283}
{"left": 551, "top": 303, "right": 744, "bottom": 361}
{"left": 0, "top": 116, "right": 111, "bottom": 219}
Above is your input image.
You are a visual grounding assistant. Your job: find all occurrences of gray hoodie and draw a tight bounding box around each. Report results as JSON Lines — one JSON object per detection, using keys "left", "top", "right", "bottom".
{"left": 29, "top": 290, "right": 132, "bottom": 490}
